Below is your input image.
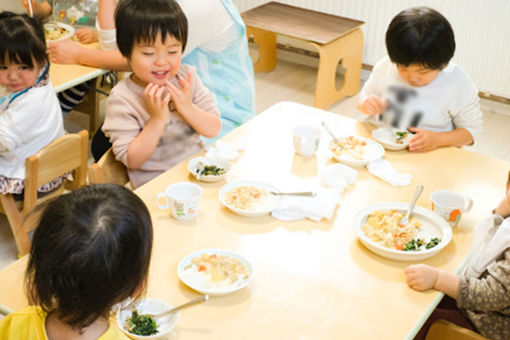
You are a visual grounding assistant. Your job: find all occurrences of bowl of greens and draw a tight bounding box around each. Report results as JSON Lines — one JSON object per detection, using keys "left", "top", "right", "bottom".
{"left": 371, "top": 127, "right": 411, "bottom": 151}
{"left": 117, "top": 298, "right": 178, "bottom": 339}
{"left": 188, "top": 157, "right": 231, "bottom": 182}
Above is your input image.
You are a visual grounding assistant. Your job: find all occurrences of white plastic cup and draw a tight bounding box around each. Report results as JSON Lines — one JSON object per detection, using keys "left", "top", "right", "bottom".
{"left": 156, "top": 182, "right": 203, "bottom": 220}
{"left": 293, "top": 125, "right": 321, "bottom": 157}
{"left": 430, "top": 190, "right": 473, "bottom": 227}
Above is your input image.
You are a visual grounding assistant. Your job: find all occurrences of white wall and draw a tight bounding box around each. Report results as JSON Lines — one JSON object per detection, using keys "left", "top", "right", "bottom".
{"left": 234, "top": 0, "right": 510, "bottom": 99}
{"left": 0, "top": 0, "right": 25, "bottom": 12}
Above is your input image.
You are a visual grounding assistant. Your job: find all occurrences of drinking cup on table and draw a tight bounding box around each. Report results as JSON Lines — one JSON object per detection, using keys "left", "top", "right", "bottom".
{"left": 156, "top": 182, "right": 203, "bottom": 220}
{"left": 430, "top": 190, "right": 473, "bottom": 227}
{"left": 293, "top": 125, "right": 321, "bottom": 157}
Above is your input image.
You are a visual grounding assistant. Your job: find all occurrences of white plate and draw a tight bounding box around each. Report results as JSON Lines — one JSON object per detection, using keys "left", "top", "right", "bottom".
{"left": 117, "top": 298, "right": 178, "bottom": 339}
{"left": 329, "top": 136, "right": 385, "bottom": 167}
{"left": 44, "top": 22, "right": 75, "bottom": 42}
{"left": 178, "top": 248, "right": 253, "bottom": 296}
{"left": 354, "top": 202, "right": 452, "bottom": 261}
{"left": 187, "top": 156, "right": 231, "bottom": 182}
{"left": 372, "top": 127, "right": 411, "bottom": 151}
{"left": 219, "top": 180, "right": 283, "bottom": 217}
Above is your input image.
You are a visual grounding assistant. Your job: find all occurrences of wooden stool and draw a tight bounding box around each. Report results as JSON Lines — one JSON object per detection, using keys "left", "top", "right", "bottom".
{"left": 242, "top": 2, "right": 364, "bottom": 109}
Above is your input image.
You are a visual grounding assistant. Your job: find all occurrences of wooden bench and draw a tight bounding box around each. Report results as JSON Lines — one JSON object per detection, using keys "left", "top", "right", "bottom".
{"left": 242, "top": 2, "right": 364, "bottom": 109}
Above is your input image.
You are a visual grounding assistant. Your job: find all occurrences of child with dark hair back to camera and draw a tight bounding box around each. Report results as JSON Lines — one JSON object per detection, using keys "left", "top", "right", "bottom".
{"left": 0, "top": 184, "right": 153, "bottom": 339}
{"left": 357, "top": 7, "right": 483, "bottom": 152}
{"left": 405, "top": 171, "right": 510, "bottom": 340}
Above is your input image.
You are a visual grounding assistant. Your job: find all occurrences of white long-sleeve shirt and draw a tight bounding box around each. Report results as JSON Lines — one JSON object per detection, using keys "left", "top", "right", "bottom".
{"left": 361, "top": 56, "right": 483, "bottom": 144}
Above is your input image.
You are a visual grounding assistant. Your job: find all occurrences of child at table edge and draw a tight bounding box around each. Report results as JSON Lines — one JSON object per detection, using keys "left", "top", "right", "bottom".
{"left": 405, "top": 171, "right": 510, "bottom": 340}
{"left": 102, "top": 0, "right": 221, "bottom": 188}
{"left": 357, "top": 7, "right": 483, "bottom": 153}
{"left": 0, "top": 184, "right": 154, "bottom": 339}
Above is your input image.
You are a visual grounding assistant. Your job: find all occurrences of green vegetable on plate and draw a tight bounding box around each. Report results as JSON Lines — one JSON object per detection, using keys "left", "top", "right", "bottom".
{"left": 125, "top": 309, "right": 159, "bottom": 336}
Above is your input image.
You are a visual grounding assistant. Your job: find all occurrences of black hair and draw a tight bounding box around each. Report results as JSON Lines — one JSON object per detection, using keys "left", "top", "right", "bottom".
{"left": 25, "top": 184, "right": 153, "bottom": 330}
{"left": 115, "top": 0, "right": 188, "bottom": 58}
{"left": 385, "top": 7, "right": 455, "bottom": 70}
{"left": 0, "top": 11, "right": 48, "bottom": 68}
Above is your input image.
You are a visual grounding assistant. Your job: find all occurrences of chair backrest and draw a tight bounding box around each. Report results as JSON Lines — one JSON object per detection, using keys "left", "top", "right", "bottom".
{"left": 88, "top": 147, "right": 129, "bottom": 186}
{"left": 425, "top": 320, "right": 489, "bottom": 340}
{"left": 23, "top": 130, "right": 89, "bottom": 214}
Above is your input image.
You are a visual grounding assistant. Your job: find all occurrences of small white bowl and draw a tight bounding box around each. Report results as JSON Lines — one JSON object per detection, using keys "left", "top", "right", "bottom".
{"left": 44, "top": 22, "right": 75, "bottom": 42}
{"left": 117, "top": 298, "right": 178, "bottom": 339}
{"left": 372, "top": 127, "right": 411, "bottom": 151}
{"left": 328, "top": 136, "right": 385, "bottom": 167}
{"left": 188, "top": 157, "right": 231, "bottom": 182}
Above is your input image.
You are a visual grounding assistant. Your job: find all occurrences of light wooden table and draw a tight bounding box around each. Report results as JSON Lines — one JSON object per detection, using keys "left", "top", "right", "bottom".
{"left": 0, "top": 102, "right": 508, "bottom": 339}
{"left": 49, "top": 43, "right": 109, "bottom": 132}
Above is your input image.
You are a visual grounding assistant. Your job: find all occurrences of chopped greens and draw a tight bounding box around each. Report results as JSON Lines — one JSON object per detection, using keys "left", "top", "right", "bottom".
{"left": 200, "top": 165, "right": 225, "bottom": 176}
{"left": 403, "top": 238, "right": 441, "bottom": 251}
{"left": 395, "top": 131, "right": 409, "bottom": 144}
{"left": 125, "top": 309, "right": 159, "bottom": 336}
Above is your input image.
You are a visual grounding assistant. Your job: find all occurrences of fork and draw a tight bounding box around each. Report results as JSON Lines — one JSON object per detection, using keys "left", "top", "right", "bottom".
{"left": 400, "top": 185, "right": 424, "bottom": 225}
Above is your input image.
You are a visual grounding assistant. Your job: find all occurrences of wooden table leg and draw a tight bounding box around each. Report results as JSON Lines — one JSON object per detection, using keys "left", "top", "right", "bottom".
{"left": 74, "top": 77, "right": 101, "bottom": 134}
{"left": 311, "top": 28, "right": 364, "bottom": 109}
{"left": 246, "top": 26, "right": 277, "bottom": 74}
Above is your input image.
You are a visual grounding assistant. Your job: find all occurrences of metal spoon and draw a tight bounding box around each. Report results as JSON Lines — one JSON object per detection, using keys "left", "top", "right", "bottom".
{"left": 270, "top": 191, "right": 316, "bottom": 197}
{"left": 148, "top": 294, "right": 209, "bottom": 319}
{"left": 321, "top": 121, "right": 339, "bottom": 143}
{"left": 400, "top": 185, "right": 424, "bottom": 225}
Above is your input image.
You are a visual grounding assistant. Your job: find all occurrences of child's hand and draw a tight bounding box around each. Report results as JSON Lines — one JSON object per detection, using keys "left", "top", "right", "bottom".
{"left": 357, "top": 95, "right": 387, "bottom": 116}
{"left": 408, "top": 127, "right": 440, "bottom": 152}
{"left": 404, "top": 264, "right": 439, "bottom": 291}
{"left": 74, "top": 28, "right": 98, "bottom": 44}
{"left": 144, "top": 83, "right": 171, "bottom": 123}
{"left": 48, "top": 39, "right": 82, "bottom": 64}
{"left": 495, "top": 171, "right": 510, "bottom": 217}
{"left": 166, "top": 71, "right": 193, "bottom": 115}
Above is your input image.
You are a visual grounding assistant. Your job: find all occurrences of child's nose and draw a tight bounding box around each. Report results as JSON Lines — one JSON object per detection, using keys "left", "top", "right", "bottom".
{"left": 7, "top": 70, "right": 18, "bottom": 80}
{"left": 154, "top": 55, "right": 167, "bottom": 66}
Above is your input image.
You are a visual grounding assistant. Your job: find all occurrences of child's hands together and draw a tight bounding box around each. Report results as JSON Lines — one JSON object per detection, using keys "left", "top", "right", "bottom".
{"left": 166, "top": 71, "right": 193, "bottom": 114}
{"left": 74, "top": 28, "right": 98, "bottom": 44}
{"left": 408, "top": 127, "right": 440, "bottom": 152}
{"left": 144, "top": 83, "right": 171, "bottom": 123}
{"left": 404, "top": 264, "right": 439, "bottom": 291}
{"left": 357, "top": 95, "right": 387, "bottom": 116}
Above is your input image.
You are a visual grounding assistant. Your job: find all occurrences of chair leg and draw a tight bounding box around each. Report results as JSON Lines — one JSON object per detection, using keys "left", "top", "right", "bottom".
{"left": 246, "top": 26, "right": 277, "bottom": 74}
{"left": 310, "top": 28, "right": 364, "bottom": 109}
{"left": 0, "top": 194, "right": 30, "bottom": 256}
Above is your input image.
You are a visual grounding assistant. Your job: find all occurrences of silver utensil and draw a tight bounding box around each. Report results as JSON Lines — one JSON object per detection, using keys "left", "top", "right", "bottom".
{"left": 148, "top": 294, "right": 209, "bottom": 319}
{"left": 321, "top": 121, "right": 339, "bottom": 143}
{"left": 195, "top": 161, "right": 207, "bottom": 180}
{"left": 270, "top": 191, "right": 317, "bottom": 197}
{"left": 400, "top": 185, "right": 424, "bottom": 225}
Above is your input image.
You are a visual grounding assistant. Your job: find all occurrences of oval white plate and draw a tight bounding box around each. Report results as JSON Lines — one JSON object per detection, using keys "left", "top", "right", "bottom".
{"left": 187, "top": 156, "right": 231, "bottom": 182}
{"left": 219, "top": 180, "right": 282, "bottom": 217}
{"left": 178, "top": 248, "right": 253, "bottom": 296}
{"left": 354, "top": 202, "right": 452, "bottom": 261}
{"left": 117, "top": 297, "right": 178, "bottom": 339}
{"left": 44, "top": 22, "right": 75, "bottom": 42}
{"left": 372, "top": 127, "right": 411, "bottom": 151}
{"left": 329, "top": 136, "right": 385, "bottom": 167}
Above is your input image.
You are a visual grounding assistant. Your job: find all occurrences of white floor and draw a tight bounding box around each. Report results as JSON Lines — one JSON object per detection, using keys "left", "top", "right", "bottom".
{"left": 1, "top": 59, "right": 510, "bottom": 271}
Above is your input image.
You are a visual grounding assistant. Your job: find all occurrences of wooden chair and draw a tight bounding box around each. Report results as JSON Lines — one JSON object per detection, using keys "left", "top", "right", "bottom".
{"left": 425, "top": 320, "right": 489, "bottom": 340}
{"left": 88, "top": 147, "right": 129, "bottom": 186}
{"left": 0, "top": 130, "right": 89, "bottom": 256}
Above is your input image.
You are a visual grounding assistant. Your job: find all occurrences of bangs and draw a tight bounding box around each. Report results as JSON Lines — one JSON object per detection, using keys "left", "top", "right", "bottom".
{"left": 133, "top": 14, "right": 186, "bottom": 49}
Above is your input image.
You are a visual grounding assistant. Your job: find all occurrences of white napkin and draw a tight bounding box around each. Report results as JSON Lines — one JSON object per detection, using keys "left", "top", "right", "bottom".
{"left": 366, "top": 158, "right": 411, "bottom": 186}
{"left": 271, "top": 188, "right": 341, "bottom": 222}
{"left": 205, "top": 141, "right": 244, "bottom": 161}
{"left": 320, "top": 163, "right": 358, "bottom": 193}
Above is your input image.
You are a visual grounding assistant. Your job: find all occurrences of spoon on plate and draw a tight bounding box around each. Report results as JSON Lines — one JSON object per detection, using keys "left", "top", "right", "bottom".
{"left": 400, "top": 185, "right": 424, "bottom": 225}
{"left": 270, "top": 191, "right": 316, "bottom": 197}
{"left": 148, "top": 294, "right": 209, "bottom": 319}
{"left": 321, "top": 121, "right": 340, "bottom": 143}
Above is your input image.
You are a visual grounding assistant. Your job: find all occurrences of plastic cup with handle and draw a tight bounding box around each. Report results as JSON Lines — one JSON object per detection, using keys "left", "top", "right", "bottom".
{"left": 293, "top": 125, "right": 321, "bottom": 157}
{"left": 430, "top": 190, "right": 473, "bottom": 227}
{"left": 156, "top": 182, "right": 203, "bottom": 220}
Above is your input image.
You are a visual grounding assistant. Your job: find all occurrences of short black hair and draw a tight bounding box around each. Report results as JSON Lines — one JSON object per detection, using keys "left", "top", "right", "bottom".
{"left": 25, "top": 184, "right": 153, "bottom": 331}
{"left": 385, "top": 7, "right": 455, "bottom": 70}
{"left": 115, "top": 0, "right": 188, "bottom": 58}
{"left": 0, "top": 11, "right": 48, "bottom": 68}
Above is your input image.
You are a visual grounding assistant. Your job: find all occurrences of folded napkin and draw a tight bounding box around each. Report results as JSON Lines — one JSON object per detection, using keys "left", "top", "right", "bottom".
{"left": 320, "top": 163, "right": 358, "bottom": 193}
{"left": 271, "top": 188, "right": 341, "bottom": 222}
{"left": 366, "top": 158, "right": 411, "bottom": 186}
{"left": 205, "top": 141, "right": 244, "bottom": 161}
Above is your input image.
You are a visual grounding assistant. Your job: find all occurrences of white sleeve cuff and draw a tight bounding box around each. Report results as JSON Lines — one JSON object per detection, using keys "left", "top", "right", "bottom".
{"left": 95, "top": 19, "right": 117, "bottom": 51}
